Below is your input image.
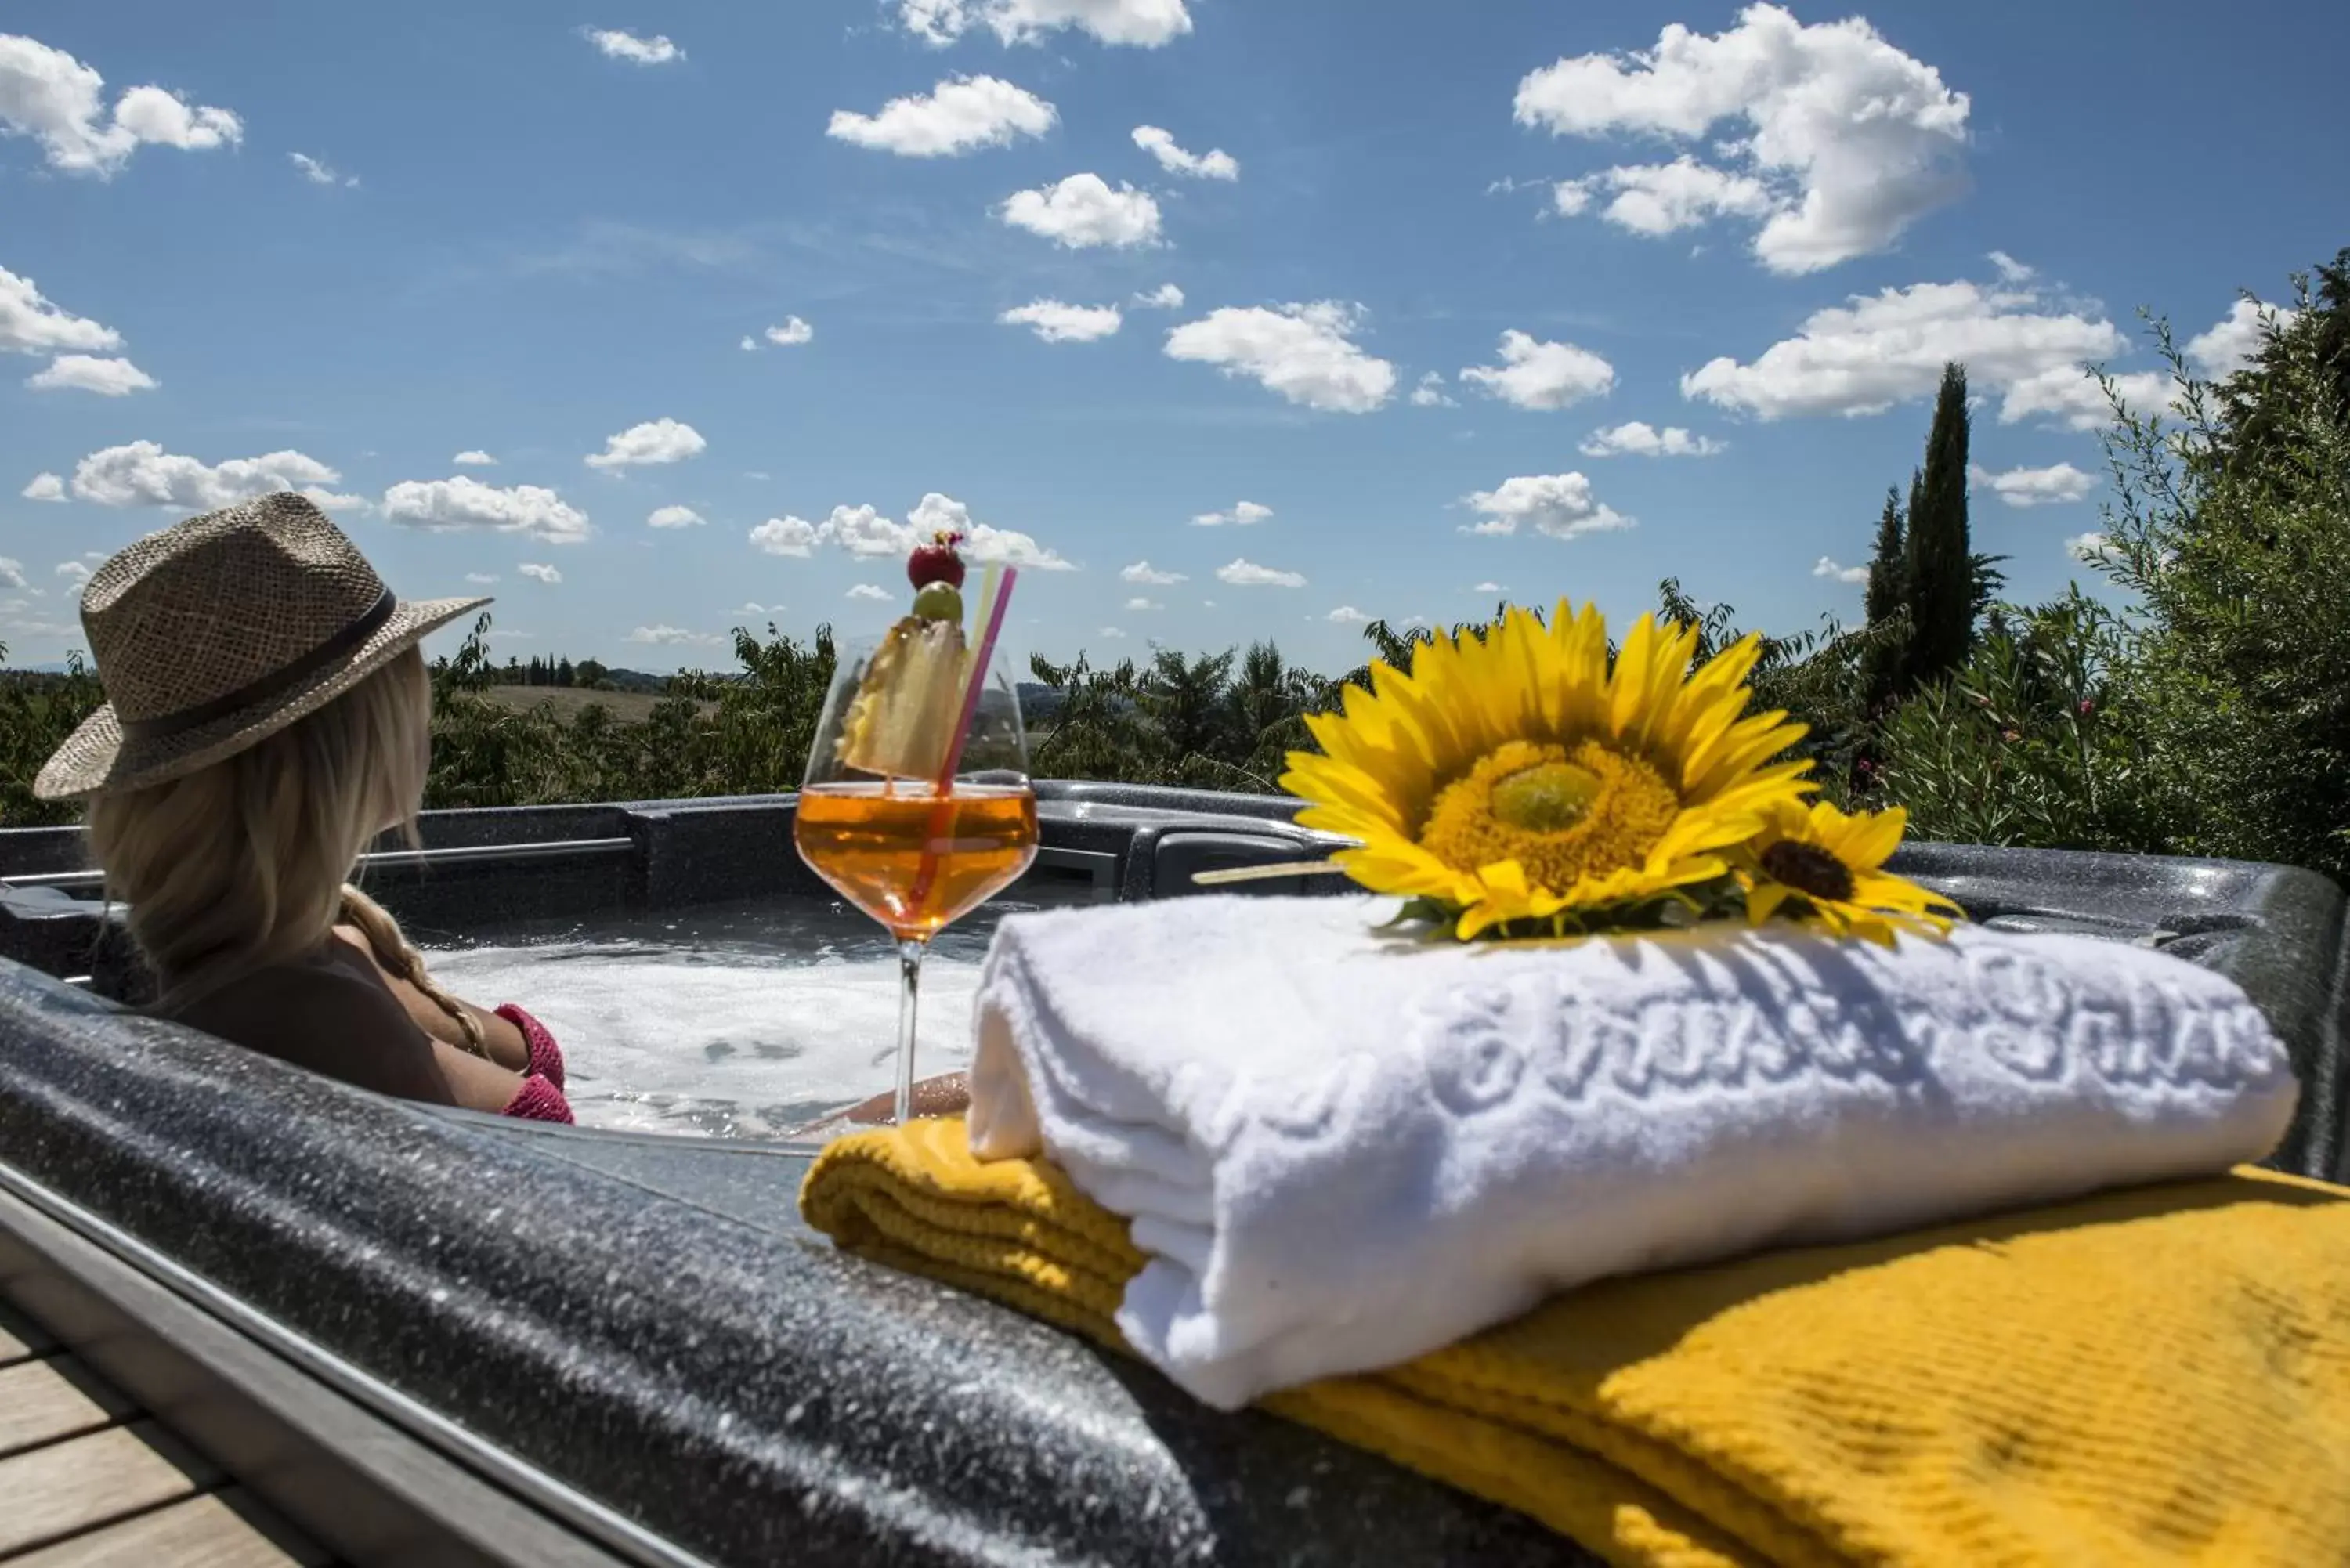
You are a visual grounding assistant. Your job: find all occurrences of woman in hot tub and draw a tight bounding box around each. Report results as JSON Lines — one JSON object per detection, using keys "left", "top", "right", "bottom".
{"left": 33, "top": 493, "right": 964, "bottom": 1126}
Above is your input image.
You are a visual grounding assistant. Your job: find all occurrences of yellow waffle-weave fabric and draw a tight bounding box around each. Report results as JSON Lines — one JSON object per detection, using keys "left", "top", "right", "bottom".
{"left": 800, "top": 1118, "right": 2350, "bottom": 1568}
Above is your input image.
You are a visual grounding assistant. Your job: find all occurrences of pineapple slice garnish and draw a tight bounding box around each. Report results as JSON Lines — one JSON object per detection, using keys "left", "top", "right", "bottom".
{"left": 835, "top": 615, "right": 973, "bottom": 781}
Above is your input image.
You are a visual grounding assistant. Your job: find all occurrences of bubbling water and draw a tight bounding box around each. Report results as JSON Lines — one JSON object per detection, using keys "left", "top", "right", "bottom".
{"left": 422, "top": 887, "right": 1088, "bottom": 1140}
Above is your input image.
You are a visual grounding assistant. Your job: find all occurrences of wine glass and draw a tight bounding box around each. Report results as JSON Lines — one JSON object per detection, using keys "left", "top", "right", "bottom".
{"left": 794, "top": 638, "right": 1038, "bottom": 1125}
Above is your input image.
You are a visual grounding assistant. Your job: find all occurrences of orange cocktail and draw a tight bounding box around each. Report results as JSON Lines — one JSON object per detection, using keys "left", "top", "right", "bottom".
{"left": 794, "top": 780, "right": 1039, "bottom": 940}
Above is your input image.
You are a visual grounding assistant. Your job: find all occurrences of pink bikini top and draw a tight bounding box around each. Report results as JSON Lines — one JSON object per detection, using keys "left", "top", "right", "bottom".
{"left": 493, "top": 1003, "right": 574, "bottom": 1124}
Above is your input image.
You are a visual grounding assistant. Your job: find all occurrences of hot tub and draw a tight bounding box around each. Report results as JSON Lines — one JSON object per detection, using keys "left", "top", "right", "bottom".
{"left": 2, "top": 783, "right": 2345, "bottom": 1566}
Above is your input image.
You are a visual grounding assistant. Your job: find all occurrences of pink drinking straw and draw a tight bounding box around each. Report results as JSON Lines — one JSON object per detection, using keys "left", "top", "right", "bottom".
{"left": 935, "top": 564, "right": 1015, "bottom": 789}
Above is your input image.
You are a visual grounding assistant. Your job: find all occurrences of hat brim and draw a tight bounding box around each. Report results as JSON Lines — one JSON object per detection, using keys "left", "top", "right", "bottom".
{"left": 33, "top": 595, "right": 493, "bottom": 803}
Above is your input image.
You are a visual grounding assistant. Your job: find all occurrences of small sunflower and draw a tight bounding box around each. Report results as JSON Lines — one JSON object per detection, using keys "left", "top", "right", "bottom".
{"left": 1737, "top": 798, "right": 1964, "bottom": 947}
{"left": 1280, "top": 603, "right": 1814, "bottom": 939}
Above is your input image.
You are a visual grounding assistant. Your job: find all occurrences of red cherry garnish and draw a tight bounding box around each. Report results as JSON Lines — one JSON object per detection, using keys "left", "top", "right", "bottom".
{"left": 907, "top": 529, "right": 967, "bottom": 590}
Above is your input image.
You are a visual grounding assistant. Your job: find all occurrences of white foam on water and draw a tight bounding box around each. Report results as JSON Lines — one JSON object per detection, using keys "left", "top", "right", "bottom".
{"left": 428, "top": 941, "right": 985, "bottom": 1139}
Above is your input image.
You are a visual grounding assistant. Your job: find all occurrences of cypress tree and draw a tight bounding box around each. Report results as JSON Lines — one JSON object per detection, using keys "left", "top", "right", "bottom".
{"left": 1902, "top": 362, "right": 1974, "bottom": 688}
{"left": 1860, "top": 486, "right": 1908, "bottom": 714}
{"left": 1863, "top": 486, "right": 1907, "bottom": 628}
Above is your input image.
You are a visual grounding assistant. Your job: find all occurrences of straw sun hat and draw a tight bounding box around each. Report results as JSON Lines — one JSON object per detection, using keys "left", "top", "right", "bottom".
{"left": 34, "top": 492, "right": 490, "bottom": 802}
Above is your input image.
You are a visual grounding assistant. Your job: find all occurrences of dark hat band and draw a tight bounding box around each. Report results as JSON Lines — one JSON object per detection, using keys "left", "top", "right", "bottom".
{"left": 116, "top": 589, "right": 400, "bottom": 743}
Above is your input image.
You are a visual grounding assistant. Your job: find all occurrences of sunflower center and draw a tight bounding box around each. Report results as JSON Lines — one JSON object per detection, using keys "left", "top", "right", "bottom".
{"left": 1759, "top": 840, "right": 1856, "bottom": 902}
{"left": 1418, "top": 739, "right": 1683, "bottom": 892}
{"left": 1490, "top": 761, "right": 1601, "bottom": 833}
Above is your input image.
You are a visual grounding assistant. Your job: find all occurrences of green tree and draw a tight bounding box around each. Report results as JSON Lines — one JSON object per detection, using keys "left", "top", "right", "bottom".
{"left": 2091, "top": 265, "right": 2350, "bottom": 880}
{"left": 1902, "top": 362, "right": 1975, "bottom": 689}
{"left": 1860, "top": 486, "right": 1910, "bottom": 714}
{"left": 2213, "top": 248, "right": 2350, "bottom": 471}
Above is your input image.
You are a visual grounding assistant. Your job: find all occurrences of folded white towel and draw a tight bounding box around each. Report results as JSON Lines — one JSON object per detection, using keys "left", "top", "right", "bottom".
{"left": 964, "top": 894, "right": 2300, "bottom": 1409}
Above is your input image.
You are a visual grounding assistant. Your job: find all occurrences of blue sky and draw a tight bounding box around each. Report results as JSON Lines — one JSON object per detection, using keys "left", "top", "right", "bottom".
{"left": 3, "top": 1, "right": 2343, "bottom": 677}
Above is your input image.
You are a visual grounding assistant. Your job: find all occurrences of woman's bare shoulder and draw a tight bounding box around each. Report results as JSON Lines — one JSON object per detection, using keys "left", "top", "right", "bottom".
{"left": 171, "top": 946, "right": 458, "bottom": 1104}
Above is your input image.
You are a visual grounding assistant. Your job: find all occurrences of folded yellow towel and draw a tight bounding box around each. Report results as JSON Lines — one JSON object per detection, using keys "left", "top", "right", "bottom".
{"left": 802, "top": 1118, "right": 2350, "bottom": 1568}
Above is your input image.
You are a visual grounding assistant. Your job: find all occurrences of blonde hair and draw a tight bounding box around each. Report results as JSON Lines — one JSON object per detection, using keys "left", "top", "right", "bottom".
{"left": 88, "top": 647, "right": 485, "bottom": 1053}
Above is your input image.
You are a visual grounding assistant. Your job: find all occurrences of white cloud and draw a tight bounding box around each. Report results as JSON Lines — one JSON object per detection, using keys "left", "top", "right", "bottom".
{"left": 1459, "top": 330, "right": 1616, "bottom": 410}
{"left": 1132, "top": 283, "right": 1184, "bottom": 309}
{"left": 0, "top": 266, "right": 121, "bottom": 357}
{"left": 750, "top": 515, "right": 821, "bottom": 557}
{"left": 827, "top": 75, "right": 1055, "bottom": 157}
{"left": 584, "top": 28, "right": 682, "bottom": 65}
{"left": 819, "top": 504, "right": 912, "bottom": 558}
{"left": 453, "top": 450, "right": 497, "bottom": 467}
{"left": 288, "top": 151, "right": 356, "bottom": 187}
{"left": 1580, "top": 421, "right": 1723, "bottom": 457}
{"left": 517, "top": 562, "right": 562, "bottom": 583}
{"left": 1969, "top": 461, "right": 2094, "bottom": 508}
{"left": 999, "top": 298, "right": 1123, "bottom": 343}
{"left": 1121, "top": 560, "right": 1184, "bottom": 585}
{"left": 1325, "top": 605, "right": 1369, "bottom": 623}
{"left": 895, "top": 0, "right": 1193, "bottom": 48}
{"left": 586, "top": 417, "right": 707, "bottom": 470}
{"left": 1216, "top": 558, "right": 1305, "bottom": 588}
{"left": 739, "top": 602, "right": 782, "bottom": 616}
{"left": 21, "top": 471, "right": 67, "bottom": 501}
{"left": 999, "top": 173, "right": 1161, "bottom": 248}
{"left": 1409, "top": 371, "right": 1456, "bottom": 408}
{"left": 0, "top": 34, "right": 241, "bottom": 176}
{"left": 53, "top": 558, "right": 90, "bottom": 586}
{"left": 1191, "top": 500, "right": 1272, "bottom": 527}
{"left": 2065, "top": 532, "right": 2110, "bottom": 563}
{"left": 909, "top": 492, "right": 1074, "bottom": 571}
{"left": 1549, "top": 180, "right": 1593, "bottom": 216}
{"left": 1132, "top": 124, "right": 1237, "bottom": 180}
{"left": 1811, "top": 555, "right": 1868, "bottom": 584}
{"left": 1462, "top": 472, "right": 1633, "bottom": 540}
{"left": 1998, "top": 365, "right": 2173, "bottom": 432}
{"left": 0, "top": 558, "right": 27, "bottom": 590}
{"left": 751, "top": 496, "right": 1072, "bottom": 570}
{"left": 1472, "top": 581, "right": 1504, "bottom": 594}
{"left": 1682, "top": 279, "right": 2137, "bottom": 424}
{"left": 1097, "top": 626, "right": 1128, "bottom": 638}
{"left": 647, "top": 504, "right": 707, "bottom": 529}
{"left": 1556, "top": 156, "right": 1776, "bottom": 239}
{"left": 627, "top": 624, "right": 724, "bottom": 645}
{"left": 1124, "top": 596, "right": 1161, "bottom": 610}
{"left": 1514, "top": 5, "right": 1970, "bottom": 273}
{"left": 27, "top": 353, "right": 154, "bottom": 396}
{"left": 1164, "top": 301, "right": 1396, "bottom": 414}
{"left": 466, "top": 572, "right": 501, "bottom": 585}
{"left": 846, "top": 583, "right": 894, "bottom": 602}
{"left": 71, "top": 442, "right": 365, "bottom": 512}
{"left": 1987, "top": 250, "right": 2034, "bottom": 284}
{"left": 380, "top": 476, "right": 592, "bottom": 544}
{"left": 763, "top": 316, "right": 815, "bottom": 347}
{"left": 2185, "top": 298, "right": 2298, "bottom": 381}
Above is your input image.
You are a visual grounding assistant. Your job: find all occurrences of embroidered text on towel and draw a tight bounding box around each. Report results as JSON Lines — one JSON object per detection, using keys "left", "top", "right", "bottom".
{"left": 1414, "top": 943, "right": 2279, "bottom": 1119}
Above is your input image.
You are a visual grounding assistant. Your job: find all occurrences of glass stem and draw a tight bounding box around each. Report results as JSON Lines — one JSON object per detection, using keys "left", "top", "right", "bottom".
{"left": 894, "top": 937, "right": 927, "bottom": 1126}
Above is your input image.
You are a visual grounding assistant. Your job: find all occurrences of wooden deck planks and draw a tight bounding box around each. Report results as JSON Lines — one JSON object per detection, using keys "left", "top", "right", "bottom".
{"left": 5, "top": 1489, "right": 331, "bottom": 1568}
{"left": 0, "top": 1301, "right": 52, "bottom": 1368}
{"left": 0, "top": 1421, "right": 222, "bottom": 1558}
{"left": 0, "top": 1359, "right": 135, "bottom": 1459}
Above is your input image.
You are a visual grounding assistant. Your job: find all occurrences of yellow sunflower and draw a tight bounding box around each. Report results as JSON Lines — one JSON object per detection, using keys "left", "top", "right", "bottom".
{"left": 1737, "top": 798, "right": 1965, "bottom": 947}
{"left": 1280, "top": 603, "right": 1815, "bottom": 939}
